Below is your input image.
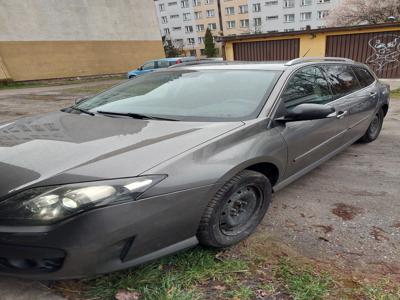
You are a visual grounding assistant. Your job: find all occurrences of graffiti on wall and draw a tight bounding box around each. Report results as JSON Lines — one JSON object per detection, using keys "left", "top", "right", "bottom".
{"left": 366, "top": 34, "right": 400, "bottom": 72}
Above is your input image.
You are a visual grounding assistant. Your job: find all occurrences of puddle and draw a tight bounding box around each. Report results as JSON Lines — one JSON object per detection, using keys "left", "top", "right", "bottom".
{"left": 331, "top": 203, "right": 364, "bottom": 221}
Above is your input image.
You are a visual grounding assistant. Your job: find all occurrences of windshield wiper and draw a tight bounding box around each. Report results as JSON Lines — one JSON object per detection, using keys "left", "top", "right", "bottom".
{"left": 96, "top": 111, "right": 179, "bottom": 121}
{"left": 65, "top": 106, "right": 95, "bottom": 116}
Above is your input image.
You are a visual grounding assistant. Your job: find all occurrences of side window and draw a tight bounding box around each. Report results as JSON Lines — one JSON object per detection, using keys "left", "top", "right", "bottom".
{"left": 352, "top": 67, "right": 375, "bottom": 88}
{"left": 142, "top": 61, "right": 155, "bottom": 70}
{"left": 157, "top": 60, "right": 170, "bottom": 69}
{"left": 281, "top": 66, "right": 332, "bottom": 109}
{"left": 323, "top": 65, "right": 360, "bottom": 99}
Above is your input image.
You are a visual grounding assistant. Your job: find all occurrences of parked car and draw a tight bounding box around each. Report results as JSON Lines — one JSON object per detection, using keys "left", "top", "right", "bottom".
{"left": 0, "top": 58, "right": 389, "bottom": 279}
{"left": 127, "top": 57, "right": 196, "bottom": 78}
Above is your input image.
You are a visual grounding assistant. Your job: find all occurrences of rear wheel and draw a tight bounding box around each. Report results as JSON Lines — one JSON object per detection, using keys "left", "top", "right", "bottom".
{"left": 197, "top": 170, "right": 272, "bottom": 248}
{"left": 358, "top": 108, "right": 384, "bottom": 143}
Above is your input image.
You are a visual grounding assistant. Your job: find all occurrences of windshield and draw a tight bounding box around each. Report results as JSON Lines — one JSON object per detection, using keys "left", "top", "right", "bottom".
{"left": 76, "top": 69, "right": 281, "bottom": 121}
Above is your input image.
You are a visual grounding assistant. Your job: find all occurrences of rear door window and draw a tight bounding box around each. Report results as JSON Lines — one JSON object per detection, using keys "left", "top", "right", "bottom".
{"left": 157, "top": 60, "right": 170, "bottom": 69}
{"left": 323, "top": 65, "right": 360, "bottom": 99}
{"left": 281, "top": 66, "right": 333, "bottom": 109}
{"left": 352, "top": 67, "right": 375, "bottom": 87}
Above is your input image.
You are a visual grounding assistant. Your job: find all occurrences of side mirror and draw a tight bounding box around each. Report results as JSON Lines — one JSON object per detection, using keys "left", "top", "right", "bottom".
{"left": 278, "top": 103, "right": 335, "bottom": 122}
{"left": 75, "top": 96, "right": 89, "bottom": 104}
{"left": 138, "top": 66, "right": 143, "bottom": 71}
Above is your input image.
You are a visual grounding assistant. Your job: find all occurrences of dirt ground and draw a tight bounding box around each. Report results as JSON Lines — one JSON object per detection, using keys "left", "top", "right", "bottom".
{"left": 0, "top": 81, "right": 399, "bottom": 299}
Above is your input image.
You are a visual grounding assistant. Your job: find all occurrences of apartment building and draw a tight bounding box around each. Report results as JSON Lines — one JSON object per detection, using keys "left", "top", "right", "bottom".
{"left": 154, "top": 0, "right": 339, "bottom": 57}
{"left": 154, "top": 0, "right": 223, "bottom": 57}
{"left": 248, "top": 0, "right": 340, "bottom": 33}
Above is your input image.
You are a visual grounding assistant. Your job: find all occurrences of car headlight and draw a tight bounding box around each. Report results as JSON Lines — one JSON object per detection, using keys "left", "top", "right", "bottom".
{"left": 0, "top": 175, "right": 166, "bottom": 225}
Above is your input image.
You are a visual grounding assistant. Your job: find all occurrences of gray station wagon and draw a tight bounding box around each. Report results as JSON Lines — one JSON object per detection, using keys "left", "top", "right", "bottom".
{"left": 0, "top": 57, "right": 389, "bottom": 279}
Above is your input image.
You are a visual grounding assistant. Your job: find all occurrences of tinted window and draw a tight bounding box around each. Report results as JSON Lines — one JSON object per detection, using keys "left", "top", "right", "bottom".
{"left": 157, "top": 60, "right": 170, "bottom": 68}
{"left": 142, "top": 61, "right": 155, "bottom": 70}
{"left": 76, "top": 70, "right": 281, "bottom": 121}
{"left": 352, "top": 67, "right": 375, "bottom": 87}
{"left": 323, "top": 65, "right": 360, "bottom": 99}
{"left": 281, "top": 66, "right": 332, "bottom": 109}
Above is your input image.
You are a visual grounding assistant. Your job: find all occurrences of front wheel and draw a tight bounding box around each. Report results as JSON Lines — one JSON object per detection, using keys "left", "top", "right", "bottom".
{"left": 358, "top": 108, "right": 384, "bottom": 143}
{"left": 197, "top": 170, "right": 272, "bottom": 248}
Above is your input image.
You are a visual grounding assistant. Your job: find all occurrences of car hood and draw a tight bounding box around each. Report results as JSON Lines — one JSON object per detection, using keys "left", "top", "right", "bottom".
{"left": 0, "top": 112, "right": 243, "bottom": 197}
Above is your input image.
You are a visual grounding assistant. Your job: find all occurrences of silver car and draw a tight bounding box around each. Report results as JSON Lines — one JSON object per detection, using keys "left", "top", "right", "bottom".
{"left": 0, "top": 58, "right": 389, "bottom": 279}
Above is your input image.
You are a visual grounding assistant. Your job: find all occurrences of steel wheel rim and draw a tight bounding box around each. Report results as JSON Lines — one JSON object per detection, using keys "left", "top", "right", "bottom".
{"left": 369, "top": 114, "right": 381, "bottom": 137}
{"left": 219, "top": 185, "right": 263, "bottom": 236}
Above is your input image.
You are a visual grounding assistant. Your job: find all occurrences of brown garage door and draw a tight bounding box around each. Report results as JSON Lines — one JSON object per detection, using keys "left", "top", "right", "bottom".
{"left": 233, "top": 38, "right": 300, "bottom": 61}
{"left": 326, "top": 31, "right": 400, "bottom": 78}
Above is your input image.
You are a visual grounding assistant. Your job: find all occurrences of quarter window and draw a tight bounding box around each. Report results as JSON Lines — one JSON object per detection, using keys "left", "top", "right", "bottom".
{"left": 281, "top": 66, "right": 332, "bottom": 109}
{"left": 323, "top": 65, "right": 360, "bottom": 99}
{"left": 352, "top": 67, "right": 375, "bottom": 88}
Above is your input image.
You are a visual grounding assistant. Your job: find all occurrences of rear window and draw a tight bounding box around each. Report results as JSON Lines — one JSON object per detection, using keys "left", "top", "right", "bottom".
{"left": 352, "top": 67, "right": 375, "bottom": 87}
{"left": 323, "top": 65, "right": 360, "bottom": 99}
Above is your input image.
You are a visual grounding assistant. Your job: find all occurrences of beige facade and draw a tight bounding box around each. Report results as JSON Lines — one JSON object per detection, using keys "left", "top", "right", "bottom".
{"left": 0, "top": 0, "right": 164, "bottom": 81}
{"left": 220, "top": 0, "right": 250, "bottom": 36}
{"left": 193, "top": 0, "right": 223, "bottom": 56}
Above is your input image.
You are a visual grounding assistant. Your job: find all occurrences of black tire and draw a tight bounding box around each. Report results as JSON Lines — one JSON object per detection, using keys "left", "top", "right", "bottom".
{"left": 358, "top": 108, "right": 384, "bottom": 143}
{"left": 197, "top": 170, "right": 272, "bottom": 248}
{"left": 128, "top": 75, "right": 136, "bottom": 79}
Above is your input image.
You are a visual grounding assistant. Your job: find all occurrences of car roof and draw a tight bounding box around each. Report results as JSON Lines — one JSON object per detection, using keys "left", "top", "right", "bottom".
{"left": 167, "top": 58, "right": 367, "bottom": 72}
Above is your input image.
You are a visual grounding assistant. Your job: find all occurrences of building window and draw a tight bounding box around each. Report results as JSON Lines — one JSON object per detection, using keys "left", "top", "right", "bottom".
{"left": 266, "top": 15, "right": 279, "bottom": 20}
{"left": 170, "top": 14, "right": 179, "bottom": 19}
{"left": 193, "top": 0, "right": 201, "bottom": 6}
{"left": 187, "top": 38, "right": 195, "bottom": 45}
{"left": 253, "top": 17, "right": 262, "bottom": 26}
{"left": 253, "top": 3, "right": 261, "bottom": 12}
{"left": 194, "top": 11, "right": 202, "bottom": 19}
{"left": 208, "top": 23, "right": 217, "bottom": 30}
{"left": 317, "top": 10, "right": 329, "bottom": 19}
{"left": 185, "top": 25, "right": 194, "bottom": 33}
{"left": 265, "top": 1, "right": 278, "bottom": 5}
{"left": 198, "top": 37, "right": 205, "bottom": 44}
{"left": 168, "top": 2, "right": 178, "bottom": 6}
{"left": 317, "top": 25, "right": 326, "bottom": 29}
{"left": 183, "top": 13, "right": 191, "bottom": 20}
{"left": 225, "top": 7, "right": 235, "bottom": 15}
{"left": 300, "top": 12, "right": 312, "bottom": 20}
{"left": 284, "top": 14, "right": 295, "bottom": 22}
{"left": 227, "top": 20, "right": 236, "bottom": 28}
{"left": 159, "top": 4, "right": 165, "bottom": 11}
{"left": 196, "top": 24, "right": 205, "bottom": 31}
{"left": 301, "top": 0, "right": 312, "bottom": 5}
{"left": 317, "top": 0, "right": 330, "bottom": 3}
{"left": 161, "top": 16, "right": 168, "bottom": 24}
{"left": 174, "top": 39, "right": 184, "bottom": 46}
{"left": 240, "top": 19, "right": 249, "bottom": 28}
{"left": 172, "top": 26, "right": 182, "bottom": 31}
{"left": 164, "top": 28, "right": 170, "bottom": 35}
{"left": 283, "top": 0, "right": 294, "bottom": 8}
{"left": 239, "top": 5, "right": 248, "bottom": 14}
{"left": 206, "top": 9, "right": 215, "bottom": 17}
{"left": 204, "top": 0, "right": 214, "bottom": 3}
{"left": 284, "top": 28, "right": 295, "bottom": 32}
{"left": 181, "top": 0, "right": 189, "bottom": 8}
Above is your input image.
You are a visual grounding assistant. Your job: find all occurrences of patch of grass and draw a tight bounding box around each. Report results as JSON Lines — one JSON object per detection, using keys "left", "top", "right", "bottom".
{"left": 390, "top": 88, "right": 400, "bottom": 98}
{"left": 86, "top": 248, "right": 249, "bottom": 300}
{"left": 223, "top": 283, "right": 254, "bottom": 299}
{"left": 359, "top": 280, "right": 400, "bottom": 300}
{"left": 0, "top": 80, "right": 48, "bottom": 90}
{"left": 277, "top": 258, "right": 333, "bottom": 300}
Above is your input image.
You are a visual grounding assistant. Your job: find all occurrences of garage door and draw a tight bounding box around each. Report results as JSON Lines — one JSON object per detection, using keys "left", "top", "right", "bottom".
{"left": 326, "top": 31, "right": 400, "bottom": 78}
{"left": 233, "top": 38, "right": 300, "bottom": 61}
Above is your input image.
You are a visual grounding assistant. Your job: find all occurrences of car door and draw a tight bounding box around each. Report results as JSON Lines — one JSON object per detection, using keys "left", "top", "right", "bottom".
{"left": 139, "top": 61, "right": 156, "bottom": 75}
{"left": 276, "top": 65, "right": 349, "bottom": 178}
{"left": 347, "top": 66, "right": 380, "bottom": 139}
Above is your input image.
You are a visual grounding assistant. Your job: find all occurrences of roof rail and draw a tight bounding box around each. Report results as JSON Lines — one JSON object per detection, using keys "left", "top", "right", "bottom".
{"left": 169, "top": 60, "right": 228, "bottom": 68}
{"left": 285, "top": 57, "right": 354, "bottom": 66}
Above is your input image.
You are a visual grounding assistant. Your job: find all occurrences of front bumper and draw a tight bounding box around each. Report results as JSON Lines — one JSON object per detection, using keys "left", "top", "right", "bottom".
{"left": 0, "top": 185, "right": 215, "bottom": 279}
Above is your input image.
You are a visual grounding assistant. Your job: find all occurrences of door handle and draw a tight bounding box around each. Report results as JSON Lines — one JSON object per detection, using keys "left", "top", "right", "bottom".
{"left": 370, "top": 92, "right": 378, "bottom": 97}
{"left": 336, "top": 110, "right": 348, "bottom": 119}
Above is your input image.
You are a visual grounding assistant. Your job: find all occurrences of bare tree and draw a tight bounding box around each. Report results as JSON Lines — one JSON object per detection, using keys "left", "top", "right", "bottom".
{"left": 326, "top": 0, "right": 399, "bottom": 26}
